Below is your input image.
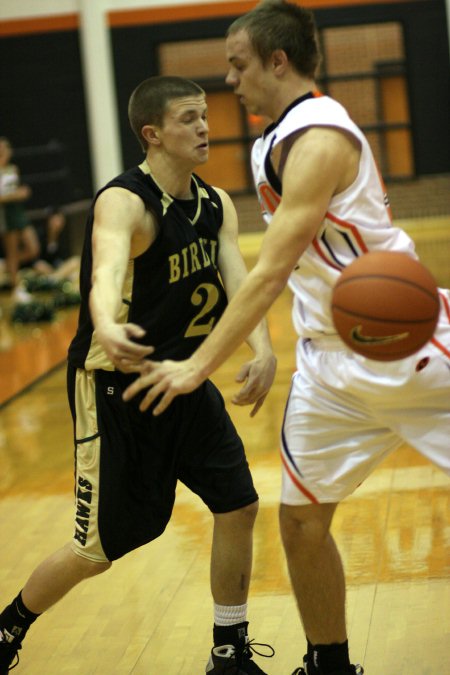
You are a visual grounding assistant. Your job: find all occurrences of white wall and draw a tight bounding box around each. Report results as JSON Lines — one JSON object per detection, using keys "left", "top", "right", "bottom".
{"left": 0, "top": 0, "right": 76, "bottom": 18}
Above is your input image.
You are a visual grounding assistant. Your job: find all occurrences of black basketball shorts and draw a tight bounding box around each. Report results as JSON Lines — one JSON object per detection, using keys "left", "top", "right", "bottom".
{"left": 66, "top": 365, "right": 258, "bottom": 562}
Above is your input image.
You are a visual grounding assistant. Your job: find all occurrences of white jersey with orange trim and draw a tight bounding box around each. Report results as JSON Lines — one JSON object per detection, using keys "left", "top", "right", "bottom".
{"left": 252, "top": 93, "right": 450, "bottom": 507}
{"left": 251, "top": 92, "right": 416, "bottom": 340}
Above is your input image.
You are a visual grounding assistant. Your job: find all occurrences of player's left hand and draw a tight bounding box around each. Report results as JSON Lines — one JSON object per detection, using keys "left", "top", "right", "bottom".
{"left": 232, "top": 353, "right": 277, "bottom": 416}
{"left": 122, "top": 357, "right": 204, "bottom": 414}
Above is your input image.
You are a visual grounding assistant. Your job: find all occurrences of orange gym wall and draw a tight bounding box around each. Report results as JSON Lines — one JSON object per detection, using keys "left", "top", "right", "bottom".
{"left": 107, "top": 0, "right": 417, "bottom": 27}
{"left": 0, "top": 0, "right": 421, "bottom": 36}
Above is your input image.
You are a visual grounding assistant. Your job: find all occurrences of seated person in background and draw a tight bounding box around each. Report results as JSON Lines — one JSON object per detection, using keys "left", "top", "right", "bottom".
{"left": 0, "top": 223, "right": 40, "bottom": 284}
{"left": 0, "top": 206, "right": 80, "bottom": 322}
{"left": 30, "top": 206, "right": 80, "bottom": 286}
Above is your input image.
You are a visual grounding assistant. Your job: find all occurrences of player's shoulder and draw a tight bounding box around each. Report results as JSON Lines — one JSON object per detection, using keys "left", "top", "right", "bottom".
{"left": 95, "top": 185, "right": 145, "bottom": 217}
{"left": 106, "top": 164, "right": 147, "bottom": 189}
{"left": 210, "top": 185, "right": 230, "bottom": 206}
{"left": 278, "top": 96, "right": 362, "bottom": 159}
{"left": 97, "top": 165, "right": 158, "bottom": 207}
{"left": 211, "top": 186, "right": 237, "bottom": 223}
{"left": 277, "top": 95, "right": 348, "bottom": 136}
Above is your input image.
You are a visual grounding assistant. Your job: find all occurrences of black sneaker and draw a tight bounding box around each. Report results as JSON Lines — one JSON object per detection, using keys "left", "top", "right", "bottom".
{"left": 206, "top": 638, "right": 275, "bottom": 674}
{"left": 0, "top": 630, "right": 21, "bottom": 674}
{"left": 291, "top": 654, "right": 318, "bottom": 675}
{"left": 291, "top": 656, "right": 364, "bottom": 675}
{"left": 332, "top": 668, "right": 364, "bottom": 675}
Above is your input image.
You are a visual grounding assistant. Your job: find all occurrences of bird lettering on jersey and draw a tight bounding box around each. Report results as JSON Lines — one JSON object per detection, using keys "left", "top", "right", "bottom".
{"left": 168, "top": 238, "right": 218, "bottom": 284}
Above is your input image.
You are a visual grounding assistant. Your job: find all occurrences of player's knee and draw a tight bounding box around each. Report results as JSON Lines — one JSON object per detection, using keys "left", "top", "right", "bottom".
{"left": 69, "top": 549, "right": 112, "bottom": 579}
{"left": 82, "top": 558, "right": 112, "bottom": 578}
{"left": 214, "top": 500, "right": 259, "bottom": 530}
{"left": 239, "top": 499, "right": 259, "bottom": 526}
{"left": 279, "top": 503, "right": 334, "bottom": 552}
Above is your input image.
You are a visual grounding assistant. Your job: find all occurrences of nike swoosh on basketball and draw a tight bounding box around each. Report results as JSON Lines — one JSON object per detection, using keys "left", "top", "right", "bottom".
{"left": 350, "top": 325, "right": 410, "bottom": 344}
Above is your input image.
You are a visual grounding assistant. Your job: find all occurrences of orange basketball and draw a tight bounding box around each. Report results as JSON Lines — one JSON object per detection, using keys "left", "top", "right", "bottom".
{"left": 331, "top": 251, "right": 440, "bottom": 361}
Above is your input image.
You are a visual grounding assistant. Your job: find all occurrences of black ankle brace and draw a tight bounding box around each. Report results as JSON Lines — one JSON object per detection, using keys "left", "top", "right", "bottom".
{"left": 0, "top": 592, "right": 40, "bottom": 644}
{"left": 213, "top": 620, "right": 248, "bottom": 647}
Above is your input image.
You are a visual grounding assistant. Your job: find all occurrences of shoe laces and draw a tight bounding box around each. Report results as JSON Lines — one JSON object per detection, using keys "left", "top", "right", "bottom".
{"left": 219, "top": 639, "right": 275, "bottom": 672}
{"left": 241, "top": 638, "right": 275, "bottom": 661}
{"left": 1, "top": 643, "right": 21, "bottom": 672}
{"left": 291, "top": 664, "right": 364, "bottom": 675}
{"left": 8, "top": 651, "right": 20, "bottom": 672}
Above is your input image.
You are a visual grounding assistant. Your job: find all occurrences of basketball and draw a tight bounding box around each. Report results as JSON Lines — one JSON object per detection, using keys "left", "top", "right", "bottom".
{"left": 331, "top": 251, "right": 440, "bottom": 361}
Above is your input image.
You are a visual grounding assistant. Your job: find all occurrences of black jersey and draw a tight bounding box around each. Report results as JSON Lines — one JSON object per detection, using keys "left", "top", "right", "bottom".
{"left": 68, "top": 163, "right": 228, "bottom": 370}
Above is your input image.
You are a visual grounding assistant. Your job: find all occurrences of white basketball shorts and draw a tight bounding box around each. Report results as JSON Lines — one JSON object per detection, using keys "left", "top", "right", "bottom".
{"left": 281, "top": 291, "right": 450, "bottom": 505}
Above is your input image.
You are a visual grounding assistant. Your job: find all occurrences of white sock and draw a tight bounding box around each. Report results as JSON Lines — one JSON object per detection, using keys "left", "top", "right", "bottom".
{"left": 214, "top": 602, "right": 248, "bottom": 626}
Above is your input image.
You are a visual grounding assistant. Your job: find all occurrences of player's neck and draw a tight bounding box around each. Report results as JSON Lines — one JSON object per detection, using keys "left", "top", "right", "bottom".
{"left": 270, "top": 78, "right": 317, "bottom": 121}
{"left": 144, "top": 155, "right": 193, "bottom": 199}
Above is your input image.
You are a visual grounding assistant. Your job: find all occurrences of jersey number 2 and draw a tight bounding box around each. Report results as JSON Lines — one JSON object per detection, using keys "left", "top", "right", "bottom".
{"left": 185, "top": 283, "right": 220, "bottom": 337}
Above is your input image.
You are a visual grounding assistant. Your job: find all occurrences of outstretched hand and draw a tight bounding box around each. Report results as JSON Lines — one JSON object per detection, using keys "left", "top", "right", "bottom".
{"left": 122, "top": 358, "right": 204, "bottom": 414}
{"left": 122, "top": 352, "right": 277, "bottom": 417}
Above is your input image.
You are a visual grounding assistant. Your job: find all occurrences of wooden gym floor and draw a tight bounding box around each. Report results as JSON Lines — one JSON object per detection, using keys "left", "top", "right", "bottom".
{"left": 0, "top": 235, "right": 449, "bottom": 674}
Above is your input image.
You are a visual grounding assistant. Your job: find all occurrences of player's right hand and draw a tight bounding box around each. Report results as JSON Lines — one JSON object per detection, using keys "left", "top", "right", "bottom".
{"left": 95, "top": 322, "right": 154, "bottom": 373}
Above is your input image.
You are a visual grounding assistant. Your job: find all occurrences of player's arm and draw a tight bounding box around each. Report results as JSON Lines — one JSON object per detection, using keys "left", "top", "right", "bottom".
{"left": 89, "top": 187, "right": 154, "bottom": 371}
{"left": 123, "top": 126, "right": 357, "bottom": 412}
{"left": 215, "top": 187, "right": 277, "bottom": 416}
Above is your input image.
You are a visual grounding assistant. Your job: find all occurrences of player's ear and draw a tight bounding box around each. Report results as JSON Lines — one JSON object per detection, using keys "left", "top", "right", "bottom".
{"left": 271, "top": 49, "right": 289, "bottom": 76}
{"left": 141, "top": 125, "right": 161, "bottom": 147}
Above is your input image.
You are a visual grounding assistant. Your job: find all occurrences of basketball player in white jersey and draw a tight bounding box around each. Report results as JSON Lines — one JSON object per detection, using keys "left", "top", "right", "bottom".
{"left": 123, "top": 3, "right": 450, "bottom": 674}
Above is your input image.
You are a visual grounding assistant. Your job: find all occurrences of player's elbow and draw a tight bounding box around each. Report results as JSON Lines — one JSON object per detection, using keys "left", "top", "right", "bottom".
{"left": 267, "top": 275, "right": 288, "bottom": 299}
{"left": 253, "top": 264, "right": 289, "bottom": 302}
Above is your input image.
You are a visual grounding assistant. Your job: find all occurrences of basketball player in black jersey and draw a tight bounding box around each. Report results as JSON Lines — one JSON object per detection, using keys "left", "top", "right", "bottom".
{"left": 0, "top": 76, "right": 276, "bottom": 675}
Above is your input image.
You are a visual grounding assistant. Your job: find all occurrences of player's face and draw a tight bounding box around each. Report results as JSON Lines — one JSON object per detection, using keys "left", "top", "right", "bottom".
{"left": 158, "top": 95, "right": 209, "bottom": 166}
{"left": 225, "top": 29, "right": 275, "bottom": 119}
